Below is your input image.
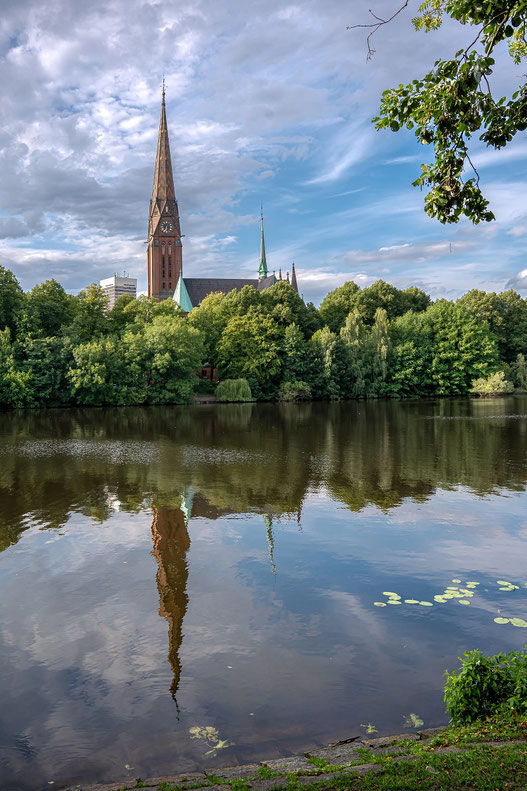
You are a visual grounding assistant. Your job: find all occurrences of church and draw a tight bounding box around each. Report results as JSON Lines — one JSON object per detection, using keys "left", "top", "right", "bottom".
{"left": 147, "top": 88, "right": 298, "bottom": 309}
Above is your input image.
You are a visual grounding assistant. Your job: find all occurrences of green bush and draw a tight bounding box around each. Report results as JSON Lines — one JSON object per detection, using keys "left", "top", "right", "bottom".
{"left": 215, "top": 378, "right": 253, "bottom": 403}
{"left": 470, "top": 370, "right": 514, "bottom": 397}
{"left": 278, "top": 380, "right": 312, "bottom": 401}
{"left": 444, "top": 649, "right": 527, "bottom": 723}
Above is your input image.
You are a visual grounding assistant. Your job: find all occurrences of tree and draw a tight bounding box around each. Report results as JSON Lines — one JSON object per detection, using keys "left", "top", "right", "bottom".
{"left": 457, "top": 289, "right": 527, "bottom": 362}
{"left": 217, "top": 310, "right": 282, "bottom": 399}
{"left": 67, "top": 336, "right": 143, "bottom": 406}
{"left": 425, "top": 300, "right": 500, "bottom": 393}
{"left": 0, "top": 266, "right": 24, "bottom": 335}
{"left": 71, "top": 284, "right": 110, "bottom": 342}
{"left": 0, "top": 329, "right": 31, "bottom": 408}
{"left": 141, "top": 315, "right": 205, "bottom": 404}
{"left": 24, "top": 279, "right": 77, "bottom": 337}
{"left": 470, "top": 370, "right": 514, "bottom": 396}
{"left": 187, "top": 291, "right": 231, "bottom": 370}
{"left": 357, "top": 0, "right": 527, "bottom": 223}
{"left": 319, "top": 281, "right": 359, "bottom": 332}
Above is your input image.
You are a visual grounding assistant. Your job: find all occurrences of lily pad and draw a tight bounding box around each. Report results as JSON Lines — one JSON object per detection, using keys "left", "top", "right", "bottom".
{"left": 499, "top": 586, "right": 514, "bottom": 591}
{"left": 442, "top": 593, "right": 454, "bottom": 599}
{"left": 419, "top": 601, "right": 433, "bottom": 606}
{"left": 383, "top": 592, "right": 400, "bottom": 597}
{"left": 458, "top": 600, "right": 470, "bottom": 605}
{"left": 452, "top": 579, "right": 462, "bottom": 584}
{"left": 387, "top": 600, "right": 402, "bottom": 605}
{"left": 374, "top": 602, "right": 387, "bottom": 607}
{"left": 405, "top": 599, "right": 420, "bottom": 604}
{"left": 434, "top": 596, "right": 447, "bottom": 602}
{"left": 510, "top": 618, "right": 527, "bottom": 628}
{"left": 497, "top": 580, "right": 512, "bottom": 586}
{"left": 494, "top": 617, "right": 510, "bottom": 624}
{"left": 465, "top": 582, "right": 479, "bottom": 587}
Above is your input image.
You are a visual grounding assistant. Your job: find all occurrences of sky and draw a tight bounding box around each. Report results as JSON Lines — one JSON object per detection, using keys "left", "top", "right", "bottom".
{"left": 0, "top": 0, "right": 526, "bottom": 305}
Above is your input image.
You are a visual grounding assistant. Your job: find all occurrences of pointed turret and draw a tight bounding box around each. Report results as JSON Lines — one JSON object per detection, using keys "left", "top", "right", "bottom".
{"left": 152, "top": 82, "right": 176, "bottom": 207}
{"left": 147, "top": 83, "right": 183, "bottom": 300}
{"left": 258, "top": 207, "right": 268, "bottom": 279}
{"left": 291, "top": 261, "right": 298, "bottom": 293}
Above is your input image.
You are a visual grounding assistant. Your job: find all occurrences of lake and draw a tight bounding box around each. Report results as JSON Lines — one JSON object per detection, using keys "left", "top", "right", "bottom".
{"left": 1, "top": 398, "right": 527, "bottom": 791}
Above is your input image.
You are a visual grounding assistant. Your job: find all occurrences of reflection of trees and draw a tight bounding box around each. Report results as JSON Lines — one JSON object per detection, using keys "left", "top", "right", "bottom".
{"left": 151, "top": 505, "right": 190, "bottom": 703}
{"left": 1, "top": 398, "right": 527, "bottom": 554}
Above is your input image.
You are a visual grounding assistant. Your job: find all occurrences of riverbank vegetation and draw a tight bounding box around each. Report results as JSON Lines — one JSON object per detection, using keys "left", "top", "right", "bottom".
{"left": 1, "top": 264, "right": 526, "bottom": 408}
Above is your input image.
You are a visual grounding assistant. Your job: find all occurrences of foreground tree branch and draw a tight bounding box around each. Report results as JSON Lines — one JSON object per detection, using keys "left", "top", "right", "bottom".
{"left": 351, "top": 1, "right": 527, "bottom": 224}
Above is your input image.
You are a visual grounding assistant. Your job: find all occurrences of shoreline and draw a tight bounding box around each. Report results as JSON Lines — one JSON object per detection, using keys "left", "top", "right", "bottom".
{"left": 63, "top": 718, "right": 527, "bottom": 791}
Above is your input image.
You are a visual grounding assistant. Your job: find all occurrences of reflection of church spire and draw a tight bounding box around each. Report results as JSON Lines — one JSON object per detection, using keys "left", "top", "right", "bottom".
{"left": 263, "top": 514, "right": 276, "bottom": 574}
{"left": 151, "top": 505, "right": 190, "bottom": 706}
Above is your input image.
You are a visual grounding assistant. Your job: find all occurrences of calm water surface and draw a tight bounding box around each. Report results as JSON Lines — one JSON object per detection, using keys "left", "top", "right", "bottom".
{"left": 1, "top": 399, "right": 527, "bottom": 790}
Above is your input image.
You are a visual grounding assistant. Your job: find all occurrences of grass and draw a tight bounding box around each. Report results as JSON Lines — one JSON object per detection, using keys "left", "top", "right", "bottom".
{"left": 116, "top": 714, "right": 527, "bottom": 791}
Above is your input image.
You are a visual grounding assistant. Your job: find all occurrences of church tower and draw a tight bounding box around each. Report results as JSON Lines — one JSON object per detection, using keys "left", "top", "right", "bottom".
{"left": 147, "top": 85, "right": 182, "bottom": 300}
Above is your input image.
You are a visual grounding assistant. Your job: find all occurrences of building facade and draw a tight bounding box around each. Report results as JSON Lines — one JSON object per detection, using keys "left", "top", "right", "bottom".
{"left": 100, "top": 274, "right": 137, "bottom": 309}
{"left": 147, "top": 91, "right": 298, "bottom": 308}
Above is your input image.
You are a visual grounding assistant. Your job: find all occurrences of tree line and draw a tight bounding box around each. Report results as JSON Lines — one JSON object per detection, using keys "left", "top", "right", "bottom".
{"left": 0, "top": 264, "right": 526, "bottom": 408}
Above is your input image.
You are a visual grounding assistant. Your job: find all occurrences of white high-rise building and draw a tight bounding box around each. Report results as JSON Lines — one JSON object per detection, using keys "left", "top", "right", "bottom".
{"left": 100, "top": 274, "right": 137, "bottom": 309}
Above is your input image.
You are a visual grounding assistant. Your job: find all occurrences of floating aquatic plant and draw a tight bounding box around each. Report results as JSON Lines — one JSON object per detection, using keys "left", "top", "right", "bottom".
{"left": 360, "top": 723, "right": 378, "bottom": 734}
{"left": 373, "top": 575, "right": 525, "bottom": 628}
{"left": 189, "top": 725, "right": 234, "bottom": 755}
{"left": 403, "top": 712, "right": 424, "bottom": 728}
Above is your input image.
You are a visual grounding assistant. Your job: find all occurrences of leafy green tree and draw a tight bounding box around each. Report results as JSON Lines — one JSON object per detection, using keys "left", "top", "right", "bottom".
{"left": 18, "top": 336, "right": 73, "bottom": 406}
{"left": 141, "top": 315, "right": 205, "bottom": 404}
{"left": 282, "top": 323, "right": 311, "bottom": 382}
{"left": 0, "top": 266, "right": 24, "bottom": 335}
{"left": 187, "top": 291, "right": 231, "bottom": 370}
{"left": 399, "top": 285, "right": 432, "bottom": 315}
{"left": 261, "top": 281, "right": 321, "bottom": 338}
{"left": 470, "top": 370, "right": 514, "bottom": 396}
{"left": 319, "top": 281, "right": 359, "bottom": 332}
{"left": 0, "top": 329, "right": 30, "bottom": 407}
{"left": 511, "top": 352, "right": 527, "bottom": 390}
{"left": 387, "top": 310, "right": 432, "bottom": 397}
{"left": 339, "top": 309, "right": 373, "bottom": 397}
{"left": 217, "top": 310, "right": 282, "bottom": 399}
{"left": 67, "top": 336, "right": 143, "bottom": 406}
{"left": 310, "top": 326, "right": 346, "bottom": 400}
{"left": 71, "top": 284, "right": 110, "bottom": 342}
{"left": 23, "top": 279, "right": 77, "bottom": 337}
{"left": 368, "top": 0, "right": 527, "bottom": 223}
{"left": 108, "top": 293, "right": 136, "bottom": 334}
{"left": 426, "top": 300, "right": 500, "bottom": 393}
{"left": 457, "top": 289, "right": 527, "bottom": 362}
{"left": 371, "top": 307, "right": 390, "bottom": 393}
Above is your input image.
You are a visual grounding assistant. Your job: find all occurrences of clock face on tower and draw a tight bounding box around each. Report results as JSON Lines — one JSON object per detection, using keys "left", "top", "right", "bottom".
{"left": 160, "top": 220, "right": 174, "bottom": 233}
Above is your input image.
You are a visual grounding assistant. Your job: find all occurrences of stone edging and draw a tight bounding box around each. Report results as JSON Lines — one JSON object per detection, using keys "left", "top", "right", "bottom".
{"left": 66, "top": 728, "right": 527, "bottom": 791}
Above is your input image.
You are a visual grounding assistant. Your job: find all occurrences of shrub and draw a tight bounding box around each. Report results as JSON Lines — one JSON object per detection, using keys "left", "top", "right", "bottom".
{"left": 444, "top": 649, "right": 527, "bottom": 723}
{"left": 215, "top": 378, "right": 253, "bottom": 402}
{"left": 470, "top": 370, "right": 514, "bottom": 397}
{"left": 278, "top": 380, "right": 312, "bottom": 401}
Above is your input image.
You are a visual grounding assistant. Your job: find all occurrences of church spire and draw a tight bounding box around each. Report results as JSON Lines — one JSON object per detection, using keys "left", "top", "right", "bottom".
{"left": 147, "top": 84, "right": 183, "bottom": 300}
{"left": 291, "top": 261, "right": 298, "bottom": 293}
{"left": 152, "top": 82, "right": 176, "bottom": 205}
{"left": 258, "top": 206, "right": 268, "bottom": 279}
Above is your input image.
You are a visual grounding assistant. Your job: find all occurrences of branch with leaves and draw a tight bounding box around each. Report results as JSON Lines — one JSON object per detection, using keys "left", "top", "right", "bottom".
{"left": 351, "top": 1, "right": 527, "bottom": 224}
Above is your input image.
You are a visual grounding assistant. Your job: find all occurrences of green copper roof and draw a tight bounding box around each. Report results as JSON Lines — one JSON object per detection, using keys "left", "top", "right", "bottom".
{"left": 258, "top": 210, "right": 268, "bottom": 279}
{"left": 173, "top": 275, "right": 194, "bottom": 312}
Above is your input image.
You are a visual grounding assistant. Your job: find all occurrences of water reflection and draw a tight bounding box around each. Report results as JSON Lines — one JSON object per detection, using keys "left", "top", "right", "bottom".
{"left": 151, "top": 505, "right": 190, "bottom": 706}
{"left": 1, "top": 399, "right": 526, "bottom": 556}
{"left": 1, "top": 398, "right": 527, "bottom": 791}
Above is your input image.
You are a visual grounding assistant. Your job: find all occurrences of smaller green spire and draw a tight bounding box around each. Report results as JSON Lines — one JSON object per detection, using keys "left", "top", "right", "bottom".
{"left": 258, "top": 206, "right": 268, "bottom": 279}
